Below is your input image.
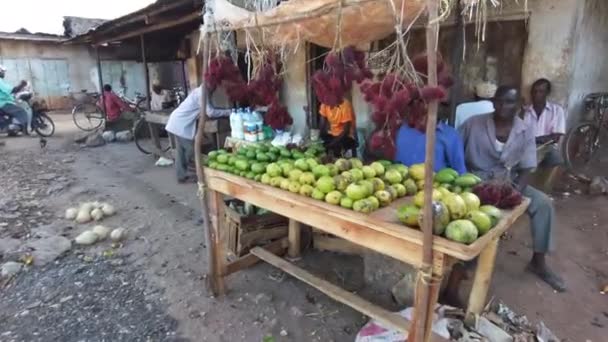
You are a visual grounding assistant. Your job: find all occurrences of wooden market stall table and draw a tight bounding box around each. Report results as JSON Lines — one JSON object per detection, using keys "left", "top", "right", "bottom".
{"left": 202, "top": 167, "right": 530, "bottom": 339}
{"left": 143, "top": 111, "right": 223, "bottom": 158}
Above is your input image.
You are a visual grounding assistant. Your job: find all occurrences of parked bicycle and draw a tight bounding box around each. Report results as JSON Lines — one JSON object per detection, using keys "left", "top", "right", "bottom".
{"left": 71, "top": 90, "right": 147, "bottom": 131}
{"left": 563, "top": 92, "right": 608, "bottom": 170}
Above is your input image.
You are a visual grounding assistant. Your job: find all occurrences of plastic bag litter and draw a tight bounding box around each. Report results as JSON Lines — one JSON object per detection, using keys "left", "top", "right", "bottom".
{"left": 155, "top": 157, "right": 174, "bottom": 167}
{"left": 355, "top": 305, "right": 455, "bottom": 342}
{"left": 102, "top": 131, "right": 116, "bottom": 143}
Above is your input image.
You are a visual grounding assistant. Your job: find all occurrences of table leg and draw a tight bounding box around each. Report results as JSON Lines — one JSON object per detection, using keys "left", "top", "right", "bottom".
{"left": 409, "top": 253, "right": 446, "bottom": 342}
{"left": 287, "top": 219, "right": 301, "bottom": 259}
{"left": 466, "top": 237, "right": 499, "bottom": 320}
{"left": 206, "top": 190, "right": 227, "bottom": 296}
{"left": 147, "top": 122, "right": 162, "bottom": 158}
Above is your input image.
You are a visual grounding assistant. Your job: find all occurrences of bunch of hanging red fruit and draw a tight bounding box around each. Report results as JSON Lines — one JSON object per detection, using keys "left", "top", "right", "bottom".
{"left": 265, "top": 99, "right": 293, "bottom": 130}
{"left": 312, "top": 46, "right": 373, "bottom": 107}
{"left": 364, "top": 54, "right": 454, "bottom": 159}
{"left": 472, "top": 182, "right": 523, "bottom": 209}
{"left": 204, "top": 54, "right": 292, "bottom": 130}
{"left": 204, "top": 55, "right": 243, "bottom": 94}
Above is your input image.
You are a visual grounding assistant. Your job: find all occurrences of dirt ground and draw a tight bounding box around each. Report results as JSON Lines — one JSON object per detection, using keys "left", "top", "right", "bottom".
{"left": 0, "top": 113, "right": 606, "bottom": 341}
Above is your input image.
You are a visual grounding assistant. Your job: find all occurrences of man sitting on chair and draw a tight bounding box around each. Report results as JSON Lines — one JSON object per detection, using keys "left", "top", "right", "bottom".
{"left": 522, "top": 78, "right": 566, "bottom": 169}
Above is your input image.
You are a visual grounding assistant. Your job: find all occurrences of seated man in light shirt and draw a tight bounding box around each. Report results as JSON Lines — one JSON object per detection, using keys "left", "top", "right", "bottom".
{"left": 522, "top": 78, "right": 566, "bottom": 169}
{"left": 150, "top": 82, "right": 170, "bottom": 111}
{"left": 454, "top": 82, "right": 496, "bottom": 129}
{"left": 165, "top": 86, "right": 231, "bottom": 183}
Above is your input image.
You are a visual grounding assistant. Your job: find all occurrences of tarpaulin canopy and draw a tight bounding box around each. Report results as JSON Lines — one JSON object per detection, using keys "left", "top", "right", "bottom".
{"left": 210, "top": 0, "right": 426, "bottom": 48}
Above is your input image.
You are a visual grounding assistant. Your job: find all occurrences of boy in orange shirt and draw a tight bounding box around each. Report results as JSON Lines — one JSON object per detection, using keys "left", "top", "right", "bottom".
{"left": 319, "top": 99, "right": 357, "bottom": 156}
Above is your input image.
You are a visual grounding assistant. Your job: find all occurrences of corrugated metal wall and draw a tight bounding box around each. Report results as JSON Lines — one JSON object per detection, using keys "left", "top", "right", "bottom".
{"left": 0, "top": 57, "right": 71, "bottom": 108}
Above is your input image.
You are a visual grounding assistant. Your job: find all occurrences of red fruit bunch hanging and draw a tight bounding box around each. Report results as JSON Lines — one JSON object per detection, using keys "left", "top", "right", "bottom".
{"left": 313, "top": 46, "right": 373, "bottom": 107}
{"left": 247, "top": 56, "right": 283, "bottom": 107}
{"left": 264, "top": 99, "right": 293, "bottom": 130}
{"left": 204, "top": 55, "right": 243, "bottom": 93}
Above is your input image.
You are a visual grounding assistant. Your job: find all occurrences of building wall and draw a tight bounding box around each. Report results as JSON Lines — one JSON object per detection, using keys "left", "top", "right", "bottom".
{"left": 0, "top": 39, "right": 161, "bottom": 109}
{"left": 567, "top": 0, "right": 608, "bottom": 124}
{"left": 0, "top": 40, "right": 98, "bottom": 108}
{"left": 281, "top": 47, "right": 308, "bottom": 137}
{"left": 520, "top": 0, "right": 581, "bottom": 107}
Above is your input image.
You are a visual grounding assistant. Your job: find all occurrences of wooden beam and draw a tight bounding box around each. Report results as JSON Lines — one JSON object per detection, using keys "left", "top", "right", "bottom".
{"left": 287, "top": 219, "right": 302, "bottom": 259}
{"left": 94, "top": 12, "right": 201, "bottom": 45}
{"left": 140, "top": 35, "right": 151, "bottom": 110}
{"left": 250, "top": 247, "right": 449, "bottom": 342}
{"left": 412, "top": 0, "right": 441, "bottom": 340}
{"left": 224, "top": 238, "right": 288, "bottom": 276}
{"left": 466, "top": 237, "right": 499, "bottom": 322}
{"left": 194, "top": 31, "right": 219, "bottom": 296}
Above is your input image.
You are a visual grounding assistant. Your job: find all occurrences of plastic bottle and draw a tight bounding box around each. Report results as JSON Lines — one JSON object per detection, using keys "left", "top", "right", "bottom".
{"left": 252, "top": 110, "right": 265, "bottom": 141}
{"left": 243, "top": 108, "right": 257, "bottom": 142}
{"left": 230, "top": 108, "right": 244, "bottom": 140}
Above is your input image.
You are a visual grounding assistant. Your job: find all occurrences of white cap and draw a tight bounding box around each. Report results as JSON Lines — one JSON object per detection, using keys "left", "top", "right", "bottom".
{"left": 475, "top": 81, "right": 497, "bottom": 99}
{"left": 0, "top": 65, "right": 6, "bottom": 72}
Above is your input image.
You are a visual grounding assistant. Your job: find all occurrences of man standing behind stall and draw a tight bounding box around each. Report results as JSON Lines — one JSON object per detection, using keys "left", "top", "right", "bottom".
{"left": 165, "top": 86, "right": 231, "bottom": 183}
{"left": 457, "top": 85, "right": 565, "bottom": 292}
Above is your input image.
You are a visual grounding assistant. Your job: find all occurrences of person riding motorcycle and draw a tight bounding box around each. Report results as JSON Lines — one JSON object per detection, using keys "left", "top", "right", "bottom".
{"left": 0, "top": 65, "right": 30, "bottom": 133}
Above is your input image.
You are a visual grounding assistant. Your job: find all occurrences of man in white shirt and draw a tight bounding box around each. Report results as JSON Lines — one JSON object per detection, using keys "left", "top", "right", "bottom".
{"left": 454, "top": 82, "right": 496, "bottom": 128}
{"left": 522, "top": 78, "right": 566, "bottom": 168}
{"left": 165, "top": 86, "right": 231, "bottom": 183}
{"left": 150, "top": 82, "right": 170, "bottom": 111}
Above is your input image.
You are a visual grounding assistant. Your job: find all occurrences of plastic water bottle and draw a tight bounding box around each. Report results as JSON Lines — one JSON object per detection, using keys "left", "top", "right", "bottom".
{"left": 230, "top": 108, "right": 244, "bottom": 140}
{"left": 252, "top": 110, "right": 265, "bottom": 141}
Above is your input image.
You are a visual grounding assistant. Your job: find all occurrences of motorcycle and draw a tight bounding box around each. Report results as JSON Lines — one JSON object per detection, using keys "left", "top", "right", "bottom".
{"left": 0, "top": 91, "right": 55, "bottom": 137}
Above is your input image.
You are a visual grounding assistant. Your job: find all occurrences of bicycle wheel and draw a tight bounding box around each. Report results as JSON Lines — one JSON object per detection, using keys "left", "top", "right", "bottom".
{"left": 133, "top": 119, "right": 171, "bottom": 155}
{"left": 72, "top": 104, "right": 104, "bottom": 131}
{"left": 564, "top": 122, "right": 600, "bottom": 169}
{"left": 33, "top": 113, "right": 55, "bottom": 137}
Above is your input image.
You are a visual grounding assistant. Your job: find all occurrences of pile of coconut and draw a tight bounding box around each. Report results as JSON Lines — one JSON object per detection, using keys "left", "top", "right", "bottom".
{"left": 64, "top": 202, "right": 126, "bottom": 246}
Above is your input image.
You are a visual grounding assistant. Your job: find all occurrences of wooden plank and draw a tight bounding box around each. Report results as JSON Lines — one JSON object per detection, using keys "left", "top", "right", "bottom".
{"left": 238, "top": 226, "right": 288, "bottom": 249}
{"left": 203, "top": 168, "right": 530, "bottom": 261}
{"left": 207, "top": 190, "right": 227, "bottom": 296}
{"left": 288, "top": 219, "right": 302, "bottom": 259}
{"left": 466, "top": 237, "right": 500, "bottom": 321}
{"left": 250, "top": 247, "right": 449, "bottom": 342}
{"left": 314, "top": 235, "right": 368, "bottom": 255}
{"left": 94, "top": 12, "right": 201, "bottom": 45}
{"left": 224, "top": 238, "right": 288, "bottom": 276}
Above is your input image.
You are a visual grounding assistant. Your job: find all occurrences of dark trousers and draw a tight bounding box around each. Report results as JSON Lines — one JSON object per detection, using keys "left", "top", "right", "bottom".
{"left": 176, "top": 136, "right": 194, "bottom": 181}
{"left": 1, "top": 103, "right": 28, "bottom": 127}
{"left": 321, "top": 134, "right": 357, "bottom": 157}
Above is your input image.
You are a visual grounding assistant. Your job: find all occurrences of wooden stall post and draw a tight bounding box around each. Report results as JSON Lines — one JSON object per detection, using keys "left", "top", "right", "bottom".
{"left": 466, "top": 237, "right": 499, "bottom": 323}
{"left": 95, "top": 47, "right": 107, "bottom": 117}
{"left": 287, "top": 219, "right": 302, "bottom": 259}
{"left": 410, "top": 0, "right": 441, "bottom": 341}
{"left": 194, "top": 29, "right": 226, "bottom": 296}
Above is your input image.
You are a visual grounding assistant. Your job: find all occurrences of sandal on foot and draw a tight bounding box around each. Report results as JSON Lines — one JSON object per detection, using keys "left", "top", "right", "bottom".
{"left": 526, "top": 264, "right": 567, "bottom": 292}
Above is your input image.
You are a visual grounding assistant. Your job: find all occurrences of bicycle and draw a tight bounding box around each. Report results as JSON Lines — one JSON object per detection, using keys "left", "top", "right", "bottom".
{"left": 71, "top": 90, "right": 148, "bottom": 131}
{"left": 563, "top": 92, "right": 608, "bottom": 170}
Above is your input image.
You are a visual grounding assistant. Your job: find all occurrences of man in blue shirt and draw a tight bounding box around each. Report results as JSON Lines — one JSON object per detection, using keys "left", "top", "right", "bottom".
{"left": 393, "top": 114, "right": 467, "bottom": 174}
